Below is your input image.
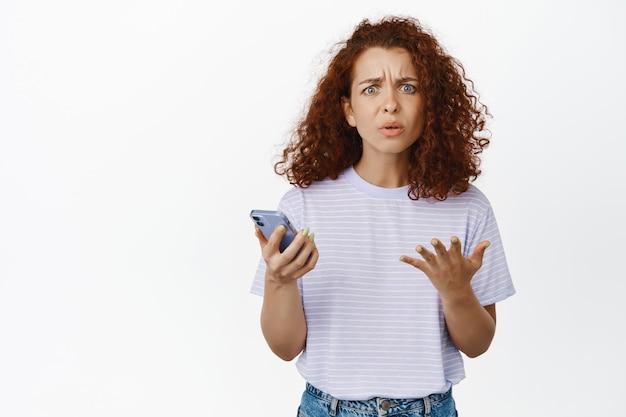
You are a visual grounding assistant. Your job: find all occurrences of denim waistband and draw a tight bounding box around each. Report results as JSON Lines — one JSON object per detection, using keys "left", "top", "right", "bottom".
{"left": 305, "top": 383, "right": 452, "bottom": 414}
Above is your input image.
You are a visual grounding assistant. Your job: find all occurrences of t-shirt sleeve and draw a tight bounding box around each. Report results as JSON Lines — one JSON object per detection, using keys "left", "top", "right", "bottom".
{"left": 250, "top": 257, "right": 267, "bottom": 296}
{"left": 464, "top": 194, "right": 515, "bottom": 306}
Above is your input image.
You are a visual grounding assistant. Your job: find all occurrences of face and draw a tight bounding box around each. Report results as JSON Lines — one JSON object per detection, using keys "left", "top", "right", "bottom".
{"left": 342, "top": 47, "right": 425, "bottom": 162}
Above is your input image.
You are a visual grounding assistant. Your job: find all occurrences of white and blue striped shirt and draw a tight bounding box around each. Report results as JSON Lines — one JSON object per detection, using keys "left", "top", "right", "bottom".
{"left": 252, "top": 166, "right": 515, "bottom": 400}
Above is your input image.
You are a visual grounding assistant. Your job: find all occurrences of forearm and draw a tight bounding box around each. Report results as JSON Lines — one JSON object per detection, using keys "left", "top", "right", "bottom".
{"left": 442, "top": 290, "right": 495, "bottom": 358}
{"left": 260, "top": 276, "right": 307, "bottom": 361}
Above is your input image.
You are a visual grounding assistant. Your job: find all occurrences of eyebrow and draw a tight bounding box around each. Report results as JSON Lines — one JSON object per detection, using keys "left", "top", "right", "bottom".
{"left": 357, "top": 76, "right": 419, "bottom": 86}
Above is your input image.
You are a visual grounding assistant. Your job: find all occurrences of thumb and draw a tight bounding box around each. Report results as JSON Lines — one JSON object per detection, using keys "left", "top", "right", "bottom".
{"left": 468, "top": 240, "right": 490, "bottom": 268}
{"left": 266, "top": 224, "right": 287, "bottom": 252}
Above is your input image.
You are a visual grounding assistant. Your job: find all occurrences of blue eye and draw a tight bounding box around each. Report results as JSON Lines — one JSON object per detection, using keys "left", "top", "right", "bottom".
{"left": 363, "top": 86, "right": 377, "bottom": 95}
{"left": 400, "top": 84, "right": 417, "bottom": 93}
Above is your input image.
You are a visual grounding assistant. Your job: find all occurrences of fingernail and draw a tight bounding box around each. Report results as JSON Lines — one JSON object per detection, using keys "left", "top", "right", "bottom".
{"left": 399, "top": 256, "right": 407, "bottom": 263}
{"left": 451, "top": 237, "right": 458, "bottom": 244}
{"left": 431, "top": 240, "right": 438, "bottom": 246}
{"left": 308, "top": 232, "right": 315, "bottom": 242}
{"left": 302, "top": 227, "right": 310, "bottom": 237}
{"left": 416, "top": 246, "right": 423, "bottom": 253}
{"left": 485, "top": 241, "right": 491, "bottom": 248}
{"left": 277, "top": 225, "right": 285, "bottom": 232}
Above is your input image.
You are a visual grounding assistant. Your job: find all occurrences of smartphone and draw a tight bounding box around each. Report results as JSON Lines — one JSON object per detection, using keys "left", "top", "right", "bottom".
{"left": 250, "top": 209, "right": 297, "bottom": 252}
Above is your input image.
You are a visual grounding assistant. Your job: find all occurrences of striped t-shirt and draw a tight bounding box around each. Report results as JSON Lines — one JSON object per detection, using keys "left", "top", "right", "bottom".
{"left": 251, "top": 166, "right": 515, "bottom": 400}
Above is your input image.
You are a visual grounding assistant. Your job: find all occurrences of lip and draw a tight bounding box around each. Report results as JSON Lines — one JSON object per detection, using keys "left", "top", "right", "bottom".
{"left": 379, "top": 121, "right": 405, "bottom": 137}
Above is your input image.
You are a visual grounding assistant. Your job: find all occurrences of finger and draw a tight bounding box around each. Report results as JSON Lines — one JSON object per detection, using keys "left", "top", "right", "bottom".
{"left": 399, "top": 255, "right": 427, "bottom": 272}
{"left": 307, "top": 246, "right": 320, "bottom": 268}
{"left": 415, "top": 245, "right": 435, "bottom": 262}
{"left": 282, "top": 232, "right": 319, "bottom": 278}
{"left": 280, "top": 227, "right": 312, "bottom": 260}
{"left": 255, "top": 227, "right": 268, "bottom": 244}
{"left": 292, "top": 238, "right": 317, "bottom": 270}
{"left": 266, "top": 224, "right": 287, "bottom": 253}
{"left": 430, "top": 238, "right": 447, "bottom": 256}
{"left": 468, "top": 240, "right": 491, "bottom": 267}
{"left": 448, "top": 236, "right": 461, "bottom": 254}
{"left": 295, "top": 245, "right": 320, "bottom": 278}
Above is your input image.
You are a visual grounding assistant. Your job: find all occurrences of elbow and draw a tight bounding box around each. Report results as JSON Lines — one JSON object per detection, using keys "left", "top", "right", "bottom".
{"left": 270, "top": 344, "right": 304, "bottom": 362}
{"left": 461, "top": 339, "right": 493, "bottom": 358}
{"left": 463, "top": 348, "right": 488, "bottom": 359}
{"left": 276, "top": 351, "right": 300, "bottom": 362}
{"left": 263, "top": 327, "right": 305, "bottom": 361}
{"left": 260, "top": 310, "right": 307, "bottom": 361}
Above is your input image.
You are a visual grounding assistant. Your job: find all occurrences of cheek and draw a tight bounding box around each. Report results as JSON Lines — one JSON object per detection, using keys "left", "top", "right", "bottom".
{"left": 414, "top": 104, "right": 426, "bottom": 125}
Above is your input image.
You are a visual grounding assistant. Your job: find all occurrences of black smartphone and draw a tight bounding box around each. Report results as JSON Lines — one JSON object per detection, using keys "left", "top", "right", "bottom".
{"left": 250, "top": 209, "right": 297, "bottom": 252}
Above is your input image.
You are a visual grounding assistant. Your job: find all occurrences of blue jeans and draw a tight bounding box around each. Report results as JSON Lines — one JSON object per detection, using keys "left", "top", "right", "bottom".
{"left": 298, "top": 383, "right": 458, "bottom": 417}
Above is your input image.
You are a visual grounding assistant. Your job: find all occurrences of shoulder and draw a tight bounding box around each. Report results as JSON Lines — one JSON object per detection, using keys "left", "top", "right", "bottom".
{"left": 450, "top": 184, "right": 493, "bottom": 209}
{"left": 433, "top": 185, "right": 496, "bottom": 225}
{"left": 459, "top": 183, "right": 488, "bottom": 200}
{"left": 286, "top": 172, "right": 350, "bottom": 197}
{"left": 278, "top": 175, "right": 340, "bottom": 205}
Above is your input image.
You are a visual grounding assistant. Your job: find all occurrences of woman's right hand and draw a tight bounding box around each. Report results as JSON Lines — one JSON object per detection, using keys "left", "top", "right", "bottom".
{"left": 255, "top": 225, "right": 319, "bottom": 284}
{"left": 256, "top": 225, "right": 315, "bottom": 360}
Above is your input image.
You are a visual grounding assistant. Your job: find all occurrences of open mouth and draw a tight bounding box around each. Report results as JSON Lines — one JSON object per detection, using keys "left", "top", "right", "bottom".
{"left": 380, "top": 124, "right": 404, "bottom": 136}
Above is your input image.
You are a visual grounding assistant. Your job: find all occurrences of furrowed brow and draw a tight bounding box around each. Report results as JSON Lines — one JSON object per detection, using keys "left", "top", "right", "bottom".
{"left": 357, "top": 77, "right": 382, "bottom": 86}
{"left": 357, "top": 76, "right": 418, "bottom": 86}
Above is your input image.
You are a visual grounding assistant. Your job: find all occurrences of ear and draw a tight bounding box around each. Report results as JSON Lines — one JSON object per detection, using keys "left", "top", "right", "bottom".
{"left": 341, "top": 97, "right": 357, "bottom": 127}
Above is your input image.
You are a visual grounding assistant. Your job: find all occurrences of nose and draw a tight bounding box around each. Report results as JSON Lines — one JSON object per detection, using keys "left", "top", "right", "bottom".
{"left": 383, "top": 91, "right": 399, "bottom": 113}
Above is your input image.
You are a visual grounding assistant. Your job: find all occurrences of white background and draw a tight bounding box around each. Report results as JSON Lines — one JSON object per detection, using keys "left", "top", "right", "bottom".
{"left": 1, "top": 0, "right": 625, "bottom": 415}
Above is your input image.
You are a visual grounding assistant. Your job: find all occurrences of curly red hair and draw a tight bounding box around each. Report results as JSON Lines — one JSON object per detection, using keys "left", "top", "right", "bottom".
{"left": 274, "top": 16, "right": 491, "bottom": 200}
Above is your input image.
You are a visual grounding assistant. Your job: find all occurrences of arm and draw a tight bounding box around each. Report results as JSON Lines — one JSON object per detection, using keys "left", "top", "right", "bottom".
{"left": 441, "top": 294, "right": 496, "bottom": 358}
{"left": 256, "top": 226, "right": 318, "bottom": 361}
{"left": 400, "top": 237, "right": 495, "bottom": 358}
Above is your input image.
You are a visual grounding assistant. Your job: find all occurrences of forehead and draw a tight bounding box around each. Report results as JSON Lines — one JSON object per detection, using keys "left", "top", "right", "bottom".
{"left": 352, "top": 47, "right": 417, "bottom": 79}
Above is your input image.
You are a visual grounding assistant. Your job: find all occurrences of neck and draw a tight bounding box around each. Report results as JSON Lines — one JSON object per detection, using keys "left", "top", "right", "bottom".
{"left": 353, "top": 156, "right": 410, "bottom": 188}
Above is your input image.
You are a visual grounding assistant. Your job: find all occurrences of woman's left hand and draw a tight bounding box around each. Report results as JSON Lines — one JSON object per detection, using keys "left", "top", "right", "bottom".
{"left": 400, "top": 237, "right": 490, "bottom": 298}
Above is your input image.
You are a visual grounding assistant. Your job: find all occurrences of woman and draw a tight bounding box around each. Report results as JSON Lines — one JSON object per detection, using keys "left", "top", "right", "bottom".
{"left": 251, "top": 15, "right": 515, "bottom": 416}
